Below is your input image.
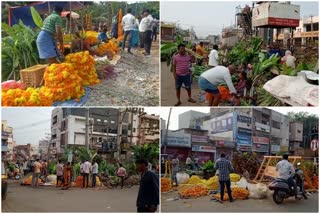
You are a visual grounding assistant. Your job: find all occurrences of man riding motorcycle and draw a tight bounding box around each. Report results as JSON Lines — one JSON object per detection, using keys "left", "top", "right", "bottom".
{"left": 275, "top": 154, "right": 297, "bottom": 198}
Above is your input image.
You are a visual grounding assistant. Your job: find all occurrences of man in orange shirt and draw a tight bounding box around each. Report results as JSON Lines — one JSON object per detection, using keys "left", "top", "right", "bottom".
{"left": 196, "top": 42, "right": 207, "bottom": 65}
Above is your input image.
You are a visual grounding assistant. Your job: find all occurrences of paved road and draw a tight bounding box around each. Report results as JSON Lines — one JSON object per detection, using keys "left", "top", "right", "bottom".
{"left": 161, "top": 62, "right": 207, "bottom": 106}
{"left": 161, "top": 191, "right": 319, "bottom": 213}
{"left": 2, "top": 181, "right": 145, "bottom": 212}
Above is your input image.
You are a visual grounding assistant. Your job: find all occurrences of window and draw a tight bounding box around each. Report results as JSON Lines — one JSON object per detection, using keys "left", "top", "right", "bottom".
{"left": 52, "top": 116, "right": 57, "bottom": 125}
{"left": 60, "top": 133, "right": 65, "bottom": 146}
{"left": 52, "top": 134, "right": 57, "bottom": 139}
{"left": 111, "top": 121, "right": 115, "bottom": 124}
{"left": 272, "top": 120, "right": 280, "bottom": 129}
{"left": 297, "top": 130, "right": 301, "bottom": 133}
{"left": 97, "top": 119, "right": 101, "bottom": 123}
{"left": 104, "top": 120, "right": 108, "bottom": 123}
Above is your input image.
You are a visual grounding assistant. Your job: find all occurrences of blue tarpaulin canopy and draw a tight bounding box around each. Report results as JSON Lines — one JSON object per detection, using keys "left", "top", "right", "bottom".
{"left": 8, "top": 1, "right": 84, "bottom": 27}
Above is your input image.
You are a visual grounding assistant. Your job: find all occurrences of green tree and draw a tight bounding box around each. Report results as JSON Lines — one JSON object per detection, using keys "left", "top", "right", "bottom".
{"left": 133, "top": 142, "right": 159, "bottom": 166}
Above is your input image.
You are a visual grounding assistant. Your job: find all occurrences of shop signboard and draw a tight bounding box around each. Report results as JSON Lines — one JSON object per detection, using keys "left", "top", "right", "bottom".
{"left": 237, "top": 145, "right": 252, "bottom": 151}
{"left": 192, "top": 145, "right": 216, "bottom": 153}
{"left": 203, "top": 113, "right": 234, "bottom": 135}
{"left": 252, "top": 136, "right": 270, "bottom": 144}
{"left": 255, "top": 122, "right": 271, "bottom": 133}
{"left": 237, "top": 115, "right": 252, "bottom": 123}
{"left": 161, "top": 131, "right": 191, "bottom": 148}
{"left": 252, "top": 2, "right": 300, "bottom": 27}
{"left": 192, "top": 135, "right": 208, "bottom": 143}
{"left": 253, "top": 143, "right": 269, "bottom": 153}
{"left": 236, "top": 133, "right": 252, "bottom": 146}
{"left": 215, "top": 140, "right": 236, "bottom": 148}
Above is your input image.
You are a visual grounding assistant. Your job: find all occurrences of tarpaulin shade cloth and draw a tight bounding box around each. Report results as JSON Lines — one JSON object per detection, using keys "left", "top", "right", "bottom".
{"left": 9, "top": 1, "right": 84, "bottom": 27}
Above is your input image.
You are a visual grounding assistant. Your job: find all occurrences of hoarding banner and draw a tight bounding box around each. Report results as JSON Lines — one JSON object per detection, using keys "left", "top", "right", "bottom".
{"left": 215, "top": 140, "right": 236, "bottom": 148}
{"left": 162, "top": 131, "right": 191, "bottom": 148}
{"left": 238, "top": 127, "right": 252, "bottom": 135}
{"left": 271, "top": 144, "right": 281, "bottom": 153}
{"left": 252, "top": 136, "right": 270, "bottom": 144}
{"left": 192, "top": 135, "right": 208, "bottom": 143}
{"left": 192, "top": 145, "right": 216, "bottom": 153}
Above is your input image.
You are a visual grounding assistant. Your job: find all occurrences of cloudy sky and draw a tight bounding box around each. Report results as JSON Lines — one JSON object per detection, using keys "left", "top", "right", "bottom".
{"left": 161, "top": 1, "right": 319, "bottom": 37}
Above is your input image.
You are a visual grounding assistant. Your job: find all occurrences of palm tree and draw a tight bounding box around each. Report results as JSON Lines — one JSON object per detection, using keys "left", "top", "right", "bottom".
{"left": 133, "top": 143, "right": 159, "bottom": 166}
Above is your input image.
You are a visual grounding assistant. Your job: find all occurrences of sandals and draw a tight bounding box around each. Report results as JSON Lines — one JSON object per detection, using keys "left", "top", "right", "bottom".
{"left": 188, "top": 98, "right": 196, "bottom": 103}
{"left": 174, "top": 101, "right": 182, "bottom": 106}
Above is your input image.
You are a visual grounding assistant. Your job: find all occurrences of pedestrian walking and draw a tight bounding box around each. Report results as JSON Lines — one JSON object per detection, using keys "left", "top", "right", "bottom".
{"left": 91, "top": 161, "right": 98, "bottom": 188}
{"left": 172, "top": 43, "right": 196, "bottom": 106}
{"left": 142, "top": 9, "right": 154, "bottom": 56}
{"left": 139, "top": 12, "right": 146, "bottom": 49}
{"left": 117, "top": 163, "right": 127, "bottom": 189}
{"left": 152, "top": 19, "right": 158, "bottom": 41}
{"left": 56, "top": 160, "right": 64, "bottom": 187}
{"left": 121, "top": 8, "right": 136, "bottom": 54}
{"left": 23, "top": 160, "right": 29, "bottom": 176}
{"left": 171, "top": 155, "right": 179, "bottom": 186}
{"left": 62, "top": 162, "right": 73, "bottom": 190}
{"left": 31, "top": 159, "right": 41, "bottom": 188}
{"left": 215, "top": 153, "right": 234, "bottom": 203}
{"left": 136, "top": 159, "right": 159, "bottom": 212}
{"left": 82, "top": 160, "right": 91, "bottom": 188}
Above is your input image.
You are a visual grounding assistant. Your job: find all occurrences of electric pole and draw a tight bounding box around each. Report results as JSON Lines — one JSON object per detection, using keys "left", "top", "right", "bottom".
{"left": 164, "top": 108, "right": 172, "bottom": 154}
{"left": 85, "top": 108, "right": 89, "bottom": 149}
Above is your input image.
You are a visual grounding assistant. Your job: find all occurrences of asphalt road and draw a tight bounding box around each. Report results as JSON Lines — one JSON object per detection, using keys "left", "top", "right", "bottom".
{"left": 161, "top": 191, "right": 319, "bottom": 213}
{"left": 2, "top": 181, "right": 147, "bottom": 212}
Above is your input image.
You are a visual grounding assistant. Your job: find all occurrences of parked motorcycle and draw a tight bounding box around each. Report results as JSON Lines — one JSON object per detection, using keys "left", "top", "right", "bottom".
{"left": 268, "top": 162, "right": 308, "bottom": 204}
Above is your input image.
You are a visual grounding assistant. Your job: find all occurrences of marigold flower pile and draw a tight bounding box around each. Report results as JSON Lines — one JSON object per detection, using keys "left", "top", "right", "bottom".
{"left": 2, "top": 87, "right": 53, "bottom": 106}
{"left": 43, "top": 62, "right": 85, "bottom": 101}
{"left": 95, "top": 39, "right": 120, "bottom": 57}
{"left": 65, "top": 51, "right": 100, "bottom": 86}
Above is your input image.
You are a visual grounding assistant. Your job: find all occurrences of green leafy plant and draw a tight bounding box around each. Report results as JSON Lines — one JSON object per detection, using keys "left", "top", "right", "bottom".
{"left": 2, "top": 21, "right": 39, "bottom": 81}
{"left": 133, "top": 143, "right": 159, "bottom": 166}
{"left": 30, "top": 6, "right": 43, "bottom": 29}
{"left": 106, "top": 163, "right": 116, "bottom": 176}
{"left": 201, "top": 160, "right": 215, "bottom": 174}
{"left": 98, "top": 160, "right": 107, "bottom": 173}
{"left": 47, "top": 161, "right": 56, "bottom": 174}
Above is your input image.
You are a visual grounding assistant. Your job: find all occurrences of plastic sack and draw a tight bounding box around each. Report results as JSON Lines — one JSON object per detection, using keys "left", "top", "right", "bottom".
{"left": 247, "top": 183, "right": 269, "bottom": 199}
{"left": 176, "top": 172, "right": 190, "bottom": 185}
{"left": 2, "top": 80, "right": 26, "bottom": 91}
{"left": 263, "top": 75, "right": 318, "bottom": 106}
{"left": 236, "top": 177, "right": 248, "bottom": 189}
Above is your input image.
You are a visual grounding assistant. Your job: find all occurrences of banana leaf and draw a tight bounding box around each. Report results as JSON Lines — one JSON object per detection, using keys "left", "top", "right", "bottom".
{"left": 30, "top": 6, "right": 43, "bottom": 29}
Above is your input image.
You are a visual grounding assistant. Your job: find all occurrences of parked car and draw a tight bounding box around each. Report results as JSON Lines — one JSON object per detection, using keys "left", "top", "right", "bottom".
{"left": 2, "top": 162, "right": 8, "bottom": 200}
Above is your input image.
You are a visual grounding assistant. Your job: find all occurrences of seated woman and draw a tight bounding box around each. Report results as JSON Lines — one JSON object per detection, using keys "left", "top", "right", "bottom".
{"left": 98, "top": 27, "right": 109, "bottom": 43}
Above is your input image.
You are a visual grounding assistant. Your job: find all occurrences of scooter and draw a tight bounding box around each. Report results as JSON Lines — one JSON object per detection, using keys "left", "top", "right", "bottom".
{"left": 268, "top": 162, "right": 308, "bottom": 204}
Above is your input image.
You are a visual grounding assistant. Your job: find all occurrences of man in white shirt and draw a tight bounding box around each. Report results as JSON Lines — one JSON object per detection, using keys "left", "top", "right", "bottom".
{"left": 142, "top": 9, "right": 154, "bottom": 56}
{"left": 198, "top": 65, "right": 237, "bottom": 106}
{"left": 186, "top": 156, "right": 193, "bottom": 170}
{"left": 208, "top": 45, "right": 219, "bottom": 67}
{"left": 82, "top": 160, "right": 92, "bottom": 188}
{"left": 121, "top": 8, "right": 136, "bottom": 54}
{"left": 276, "top": 154, "right": 296, "bottom": 196}
{"left": 138, "top": 12, "right": 146, "bottom": 49}
{"left": 91, "top": 161, "right": 99, "bottom": 188}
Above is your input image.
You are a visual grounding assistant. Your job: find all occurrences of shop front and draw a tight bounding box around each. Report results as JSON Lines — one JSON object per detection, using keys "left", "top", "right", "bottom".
{"left": 252, "top": 136, "right": 270, "bottom": 159}
{"left": 161, "top": 130, "right": 192, "bottom": 161}
{"left": 214, "top": 140, "right": 236, "bottom": 161}
{"left": 192, "top": 145, "right": 216, "bottom": 163}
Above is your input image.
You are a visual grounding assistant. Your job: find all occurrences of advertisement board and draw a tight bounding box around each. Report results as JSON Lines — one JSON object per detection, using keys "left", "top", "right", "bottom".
{"left": 192, "top": 145, "right": 216, "bottom": 153}
{"left": 237, "top": 115, "right": 252, "bottom": 123}
{"left": 255, "top": 122, "right": 271, "bottom": 133}
{"left": 215, "top": 140, "right": 236, "bottom": 148}
{"left": 237, "top": 133, "right": 252, "bottom": 146}
{"left": 271, "top": 144, "right": 281, "bottom": 153}
{"left": 252, "top": 136, "right": 270, "bottom": 144}
{"left": 192, "top": 135, "right": 208, "bottom": 143}
{"left": 253, "top": 143, "right": 269, "bottom": 153}
{"left": 252, "top": 2, "right": 300, "bottom": 27}
{"left": 203, "top": 113, "right": 234, "bottom": 135}
{"left": 161, "top": 131, "right": 191, "bottom": 148}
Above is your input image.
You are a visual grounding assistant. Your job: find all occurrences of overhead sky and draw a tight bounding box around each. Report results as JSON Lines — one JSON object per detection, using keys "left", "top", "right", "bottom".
{"left": 161, "top": 1, "right": 319, "bottom": 37}
{"left": 158, "top": 107, "right": 319, "bottom": 130}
